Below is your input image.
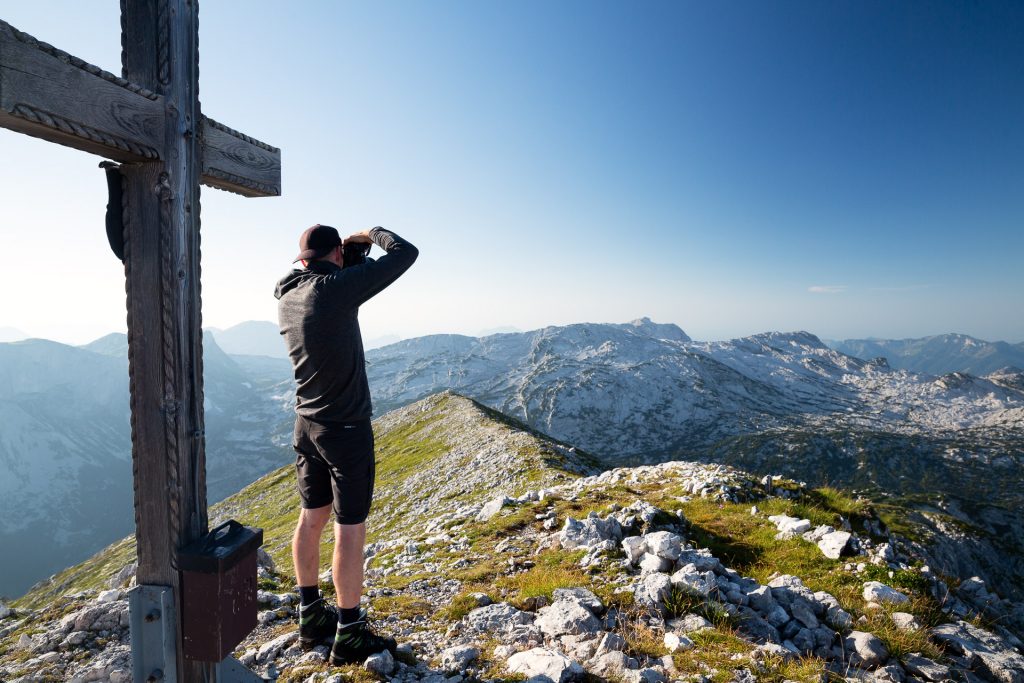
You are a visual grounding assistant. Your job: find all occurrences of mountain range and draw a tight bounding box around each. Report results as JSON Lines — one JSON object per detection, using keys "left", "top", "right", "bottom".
{"left": 2, "top": 318, "right": 1022, "bottom": 601}
{"left": 360, "top": 320, "right": 1023, "bottom": 510}
{"left": 828, "top": 334, "right": 1024, "bottom": 376}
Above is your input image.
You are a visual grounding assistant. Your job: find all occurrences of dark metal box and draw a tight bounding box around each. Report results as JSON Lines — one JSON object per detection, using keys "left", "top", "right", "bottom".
{"left": 179, "top": 520, "right": 263, "bottom": 662}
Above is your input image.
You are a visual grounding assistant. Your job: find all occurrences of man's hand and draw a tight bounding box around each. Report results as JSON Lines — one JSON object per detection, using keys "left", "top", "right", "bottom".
{"left": 342, "top": 230, "right": 372, "bottom": 246}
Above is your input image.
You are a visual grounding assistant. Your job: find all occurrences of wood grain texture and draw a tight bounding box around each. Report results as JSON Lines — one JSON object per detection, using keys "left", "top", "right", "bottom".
{"left": 122, "top": 163, "right": 173, "bottom": 584}
{"left": 122, "top": 0, "right": 212, "bottom": 678}
{"left": 0, "top": 20, "right": 164, "bottom": 160}
{"left": 200, "top": 116, "right": 281, "bottom": 197}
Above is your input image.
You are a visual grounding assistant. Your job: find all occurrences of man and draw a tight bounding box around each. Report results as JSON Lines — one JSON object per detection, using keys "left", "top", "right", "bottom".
{"left": 274, "top": 224, "right": 418, "bottom": 663}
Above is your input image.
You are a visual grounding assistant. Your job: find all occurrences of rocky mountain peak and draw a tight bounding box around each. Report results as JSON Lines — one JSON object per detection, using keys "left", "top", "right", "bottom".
{"left": 620, "top": 318, "right": 692, "bottom": 343}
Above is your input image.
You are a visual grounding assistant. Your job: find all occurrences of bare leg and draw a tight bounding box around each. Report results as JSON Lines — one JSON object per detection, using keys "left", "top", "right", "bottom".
{"left": 292, "top": 505, "right": 332, "bottom": 587}
{"left": 333, "top": 522, "right": 366, "bottom": 610}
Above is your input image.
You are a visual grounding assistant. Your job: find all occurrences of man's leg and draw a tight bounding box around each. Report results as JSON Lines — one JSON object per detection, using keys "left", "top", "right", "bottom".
{"left": 333, "top": 522, "right": 366, "bottom": 612}
{"left": 292, "top": 504, "right": 333, "bottom": 588}
{"left": 293, "top": 504, "right": 339, "bottom": 649}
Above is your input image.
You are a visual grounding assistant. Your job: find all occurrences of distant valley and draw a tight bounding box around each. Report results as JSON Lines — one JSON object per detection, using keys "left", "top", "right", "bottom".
{"left": 0, "top": 332, "right": 293, "bottom": 598}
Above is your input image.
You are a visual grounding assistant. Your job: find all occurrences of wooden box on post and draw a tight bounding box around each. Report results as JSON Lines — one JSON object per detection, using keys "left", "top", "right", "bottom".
{"left": 179, "top": 520, "right": 264, "bottom": 662}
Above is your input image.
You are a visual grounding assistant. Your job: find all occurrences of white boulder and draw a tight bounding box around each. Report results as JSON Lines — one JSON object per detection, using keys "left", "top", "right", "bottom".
{"left": 507, "top": 647, "right": 584, "bottom": 683}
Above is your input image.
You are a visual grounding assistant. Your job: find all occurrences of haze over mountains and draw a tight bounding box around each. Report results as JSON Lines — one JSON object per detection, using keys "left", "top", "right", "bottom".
{"left": 827, "top": 335, "right": 1024, "bottom": 376}
{"left": 208, "top": 320, "right": 401, "bottom": 356}
{"left": 0, "top": 332, "right": 293, "bottom": 598}
{"left": 1, "top": 318, "right": 1022, "bottom": 600}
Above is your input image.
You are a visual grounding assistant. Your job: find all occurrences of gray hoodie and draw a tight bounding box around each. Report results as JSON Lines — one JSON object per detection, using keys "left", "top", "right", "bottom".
{"left": 274, "top": 227, "right": 418, "bottom": 422}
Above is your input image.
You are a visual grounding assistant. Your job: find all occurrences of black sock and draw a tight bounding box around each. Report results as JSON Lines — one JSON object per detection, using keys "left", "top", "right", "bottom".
{"left": 298, "top": 585, "right": 320, "bottom": 606}
{"left": 339, "top": 606, "right": 361, "bottom": 625}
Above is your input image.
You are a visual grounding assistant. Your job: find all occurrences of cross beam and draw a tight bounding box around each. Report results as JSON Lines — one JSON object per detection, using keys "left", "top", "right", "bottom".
{"left": 0, "top": 19, "right": 281, "bottom": 196}
{"left": 0, "top": 2, "right": 280, "bottom": 681}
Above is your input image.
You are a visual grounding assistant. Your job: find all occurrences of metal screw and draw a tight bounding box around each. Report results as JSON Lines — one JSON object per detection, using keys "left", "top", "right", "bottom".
{"left": 147, "top": 669, "right": 164, "bottom": 682}
{"left": 144, "top": 609, "right": 161, "bottom": 623}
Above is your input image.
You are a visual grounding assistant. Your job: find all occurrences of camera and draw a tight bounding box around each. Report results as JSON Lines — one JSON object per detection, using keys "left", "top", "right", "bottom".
{"left": 342, "top": 242, "right": 371, "bottom": 268}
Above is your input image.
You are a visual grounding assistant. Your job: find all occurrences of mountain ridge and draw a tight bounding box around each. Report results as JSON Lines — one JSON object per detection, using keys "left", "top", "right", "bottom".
{"left": 828, "top": 333, "right": 1024, "bottom": 376}
{"left": 2, "top": 392, "right": 1022, "bottom": 683}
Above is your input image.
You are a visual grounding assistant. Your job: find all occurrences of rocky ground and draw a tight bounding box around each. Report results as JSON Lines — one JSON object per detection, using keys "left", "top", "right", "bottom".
{"left": 2, "top": 458, "right": 1022, "bottom": 683}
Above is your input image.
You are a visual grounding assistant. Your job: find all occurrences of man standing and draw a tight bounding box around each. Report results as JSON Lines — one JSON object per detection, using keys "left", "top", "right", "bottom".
{"left": 275, "top": 224, "right": 418, "bottom": 663}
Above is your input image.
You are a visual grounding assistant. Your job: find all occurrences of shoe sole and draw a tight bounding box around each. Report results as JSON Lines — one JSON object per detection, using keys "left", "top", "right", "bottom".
{"left": 299, "top": 634, "right": 332, "bottom": 651}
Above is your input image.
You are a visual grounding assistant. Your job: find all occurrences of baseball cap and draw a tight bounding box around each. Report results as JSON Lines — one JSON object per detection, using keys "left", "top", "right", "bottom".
{"left": 293, "top": 224, "right": 342, "bottom": 263}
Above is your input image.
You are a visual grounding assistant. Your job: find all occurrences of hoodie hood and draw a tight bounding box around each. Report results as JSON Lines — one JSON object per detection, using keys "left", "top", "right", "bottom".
{"left": 273, "top": 261, "right": 341, "bottom": 300}
{"left": 273, "top": 268, "right": 307, "bottom": 300}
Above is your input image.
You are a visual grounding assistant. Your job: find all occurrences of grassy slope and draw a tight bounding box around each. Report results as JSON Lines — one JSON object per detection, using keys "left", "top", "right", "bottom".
{"left": 4, "top": 392, "right": 960, "bottom": 682}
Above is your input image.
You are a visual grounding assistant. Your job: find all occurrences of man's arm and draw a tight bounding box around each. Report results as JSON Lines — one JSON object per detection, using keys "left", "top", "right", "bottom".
{"left": 333, "top": 227, "right": 418, "bottom": 305}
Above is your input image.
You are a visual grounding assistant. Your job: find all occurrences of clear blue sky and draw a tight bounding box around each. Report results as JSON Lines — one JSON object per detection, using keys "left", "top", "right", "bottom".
{"left": 2, "top": 1, "right": 1023, "bottom": 344}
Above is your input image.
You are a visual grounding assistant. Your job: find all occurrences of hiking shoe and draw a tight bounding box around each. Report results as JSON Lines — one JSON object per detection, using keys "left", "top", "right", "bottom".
{"left": 329, "top": 615, "right": 397, "bottom": 665}
{"left": 298, "top": 596, "right": 338, "bottom": 649}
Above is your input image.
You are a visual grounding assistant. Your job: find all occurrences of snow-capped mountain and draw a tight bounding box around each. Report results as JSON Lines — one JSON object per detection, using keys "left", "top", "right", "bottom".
{"left": 828, "top": 333, "right": 1024, "bottom": 376}
{"left": 364, "top": 319, "right": 1024, "bottom": 511}
{"left": 0, "top": 333, "right": 292, "bottom": 598}
{"left": 366, "top": 320, "right": 1022, "bottom": 450}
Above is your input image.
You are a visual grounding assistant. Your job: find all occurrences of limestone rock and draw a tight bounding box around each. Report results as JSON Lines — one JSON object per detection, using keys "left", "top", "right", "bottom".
{"left": 590, "top": 651, "right": 637, "bottom": 678}
{"left": 817, "top": 531, "right": 853, "bottom": 559}
{"left": 901, "top": 653, "right": 949, "bottom": 682}
{"left": 256, "top": 631, "right": 298, "bottom": 664}
{"left": 560, "top": 513, "right": 623, "bottom": 549}
{"left": 506, "top": 647, "right": 584, "bottom": 683}
{"left": 639, "top": 553, "right": 672, "bottom": 574}
{"left": 477, "top": 496, "right": 513, "bottom": 521}
{"left": 670, "top": 564, "right": 717, "bottom": 597}
{"left": 625, "top": 667, "right": 668, "bottom": 683}
{"left": 668, "top": 613, "right": 713, "bottom": 633}
{"left": 644, "top": 531, "right": 683, "bottom": 560}
{"left": 463, "top": 603, "right": 534, "bottom": 634}
{"left": 880, "top": 664, "right": 908, "bottom": 682}
{"left": 635, "top": 572, "right": 672, "bottom": 613}
{"left": 826, "top": 604, "right": 853, "bottom": 630}
{"left": 552, "top": 587, "right": 603, "bottom": 614}
{"left": 622, "top": 536, "right": 647, "bottom": 564}
{"left": 930, "top": 620, "right": 1024, "bottom": 683}
{"left": 735, "top": 607, "right": 782, "bottom": 644}
{"left": 440, "top": 645, "right": 479, "bottom": 672}
{"left": 676, "top": 548, "right": 723, "bottom": 573}
{"left": 890, "top": 612, "right": 920, "bottom": 631}
{"left": 363, "top": 649, "right": 395, "bottom": 676}
{"left": 802, "top": 524, "right": 834, "bottom": 543}
{"left": 595, "top": 631, "right": 627, "bottom": 653}
{"left": 663, "top": 632, "right": 694, "bottom": 652}
{"left": 862, "top": 582, "right": 909, "bottom": 605}
{"left": 535, "top": 599, "right": 601, "bottom": 638}
{"left": 747, "top": 585, "right": 776, "bottom": 614}
{"left": 769, "top": 514, "right": 812, "bottom": 534}
{"left": 844, "top": 630, "right": 890, "bottom": 669}
{"left": 790, "top": 599, "right": 819, "bottom": 629}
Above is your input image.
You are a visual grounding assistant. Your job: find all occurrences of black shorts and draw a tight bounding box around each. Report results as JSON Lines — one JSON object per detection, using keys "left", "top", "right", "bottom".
{"left": 293, "top": 415, "right": 375, "bottom": 525}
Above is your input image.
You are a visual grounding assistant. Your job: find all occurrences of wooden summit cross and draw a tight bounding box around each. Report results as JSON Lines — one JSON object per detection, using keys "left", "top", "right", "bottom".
{"left": 1, "top": 1, "right": 280, "bottom": 681}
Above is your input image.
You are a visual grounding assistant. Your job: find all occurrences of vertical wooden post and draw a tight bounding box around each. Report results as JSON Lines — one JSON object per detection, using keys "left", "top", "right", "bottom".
{"left": 121, "top": 1, "right": 209, "bottom": 679}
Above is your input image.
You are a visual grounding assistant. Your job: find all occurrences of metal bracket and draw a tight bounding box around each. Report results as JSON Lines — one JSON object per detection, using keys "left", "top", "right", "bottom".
{"left": 129, "top": 585, "right": 178, "bottom": 683}
{"left": 217, "top": 655, "right": 264, "bottom": 682}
